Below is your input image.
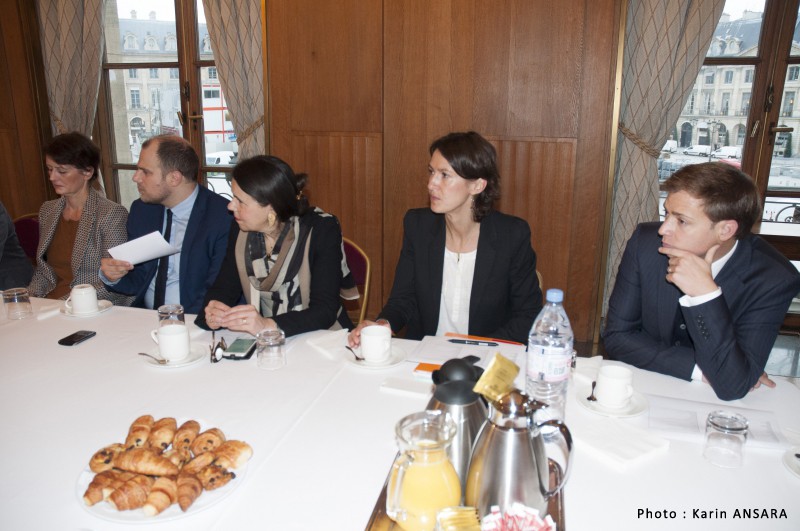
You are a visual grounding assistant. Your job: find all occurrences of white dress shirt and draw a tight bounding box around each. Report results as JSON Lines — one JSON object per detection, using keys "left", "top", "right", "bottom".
{"left": 435, "top": 248, "right": 477, "bottom": 336}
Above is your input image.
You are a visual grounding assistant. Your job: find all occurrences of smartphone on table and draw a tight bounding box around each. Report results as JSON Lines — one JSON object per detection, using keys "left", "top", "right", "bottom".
{"left": 58, "top": 330, "right": 97, "bottom": 346}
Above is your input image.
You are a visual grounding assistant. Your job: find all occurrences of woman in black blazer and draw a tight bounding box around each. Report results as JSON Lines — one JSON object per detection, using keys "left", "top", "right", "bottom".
{"left": 349, "top": 131, "right": 543, "bottom": 345}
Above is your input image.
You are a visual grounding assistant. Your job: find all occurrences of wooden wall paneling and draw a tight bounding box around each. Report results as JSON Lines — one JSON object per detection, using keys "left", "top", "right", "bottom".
{"left": 383, "top": 0, "right": 475, "bottom": 304}
{"left": 0, "top": 0, "right": 51, "bottom": 220}
{"left": 570, "top": 0, "right": 623, "bottom": 341}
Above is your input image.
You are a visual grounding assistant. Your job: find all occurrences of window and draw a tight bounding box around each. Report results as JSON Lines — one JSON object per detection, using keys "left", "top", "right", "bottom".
{"left": 705, "top": 71, "right": 715, "bottom": 84}
{"left": 129, "top": 68, "right": 138, "bottom": 79}
{"left": 166, "top": 36, "right": 177, "bottom": 51}
{"left": 202, "top": 36, "right": 212, "bottom": 53}
{"left": 124, "top": 34, "right": 137, "bottom": 50}
{"left": 702, "top": 91, "right": 713, "bottom": 114}
{"left": 783, "top": 92, "right": 795, "bottom": 117}
{"left": 745, "top": 69, "right": 754, "bottom": 83}
{"left": 741, "top": 92, "right": 751, "bottom": 115}
{"left": 130, "top": 88, "right": 141, "bottom": 109}
{"left": 790, "top": 66, "right": 799, "bottom": 82}
{"left": 724, "top": 71, "right": 733, "bottom": 84}
{"left": 170, "top": 68, "right": 179, "bottom": 79}
{"left": 686, "top": 92, "right": 695, "bottom": 114}
{"left": 145, "top": 37, "right": 159, "bottom": 51}
{"left": 721, "top": 93, "right": 730, "bottom": 115}
{"left": 208, "top": 66, "right": 217, "bottom": 80}
{"left": 151, "top": 88, "right": 159, "bottom": 108}
{"left": 204, "top": 89, "right": 220, "bottom": 99}
{"left": 149, "top": 68, "right": 158, "bottom": 79}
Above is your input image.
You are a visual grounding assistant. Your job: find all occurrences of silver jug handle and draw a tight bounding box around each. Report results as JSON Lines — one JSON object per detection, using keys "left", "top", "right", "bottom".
{"left": 536, "top": 419, "right": 572, "bottom": 500}
{"left": 386, "top": 452, "right": 414, "bottom": 522}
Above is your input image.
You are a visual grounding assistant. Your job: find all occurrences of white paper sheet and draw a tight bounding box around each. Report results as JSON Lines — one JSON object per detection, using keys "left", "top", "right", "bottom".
{"left": 108, "top": 231, "right": 179, "bottom": 265}
{"left": 407, "top": 335, "right": 525, "bottom": 368}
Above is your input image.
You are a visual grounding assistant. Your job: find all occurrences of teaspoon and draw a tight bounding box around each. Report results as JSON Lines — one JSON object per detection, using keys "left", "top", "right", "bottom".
{"left": 345, "top": 345, "right": 364, "bottom": 361}
{"left": 587, "top": 381, "right": 598, "bottom": 402}
{"left": 138, "top": 352, "right": 168, "bottom": 364}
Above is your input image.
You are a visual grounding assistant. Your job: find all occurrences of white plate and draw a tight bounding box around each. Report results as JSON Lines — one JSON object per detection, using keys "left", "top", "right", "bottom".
{"left": 345, "top": 346, "right": 407, "bottom": 369}
{"left": 60, "top": 300, "right": 113, "bottom": 317}
{"left": 782, "top": 446, "right": 800, "bottom": 479}
{"left": 76, "top": 457, "right": 248, "bottom": 524}
{"left": 576, "top": 385, "right": 649, "bottom": 418}
{"left": 143, "top": 343, "right": 207, "bottom": 368}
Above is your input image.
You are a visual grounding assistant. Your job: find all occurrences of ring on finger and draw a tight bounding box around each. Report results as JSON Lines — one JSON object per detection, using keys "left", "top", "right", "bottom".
{"left": 242, "top": 317, "right": 247, "bottom": 325}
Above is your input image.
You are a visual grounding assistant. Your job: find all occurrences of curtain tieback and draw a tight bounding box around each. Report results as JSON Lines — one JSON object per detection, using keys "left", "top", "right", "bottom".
{"left": 237, "top": 115, "right": 265, "bottom": 145}
{"left": 618, "top": 121, "right": 660, "bottom": 158}
{"left": 50, "top": 110, "right": 67, "bottom": 134}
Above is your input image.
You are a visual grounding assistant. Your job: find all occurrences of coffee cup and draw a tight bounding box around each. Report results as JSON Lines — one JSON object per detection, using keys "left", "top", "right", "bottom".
{"left": 150, "top": 323, "right": 190, "bottom": 361}
{"left": 361, "top": 325, "right": 392, "bottom": 363}
{"left": 594, "top": 365, "right": 634, "bottom": 409}
{"left": 65, "top": 284, "right": 99, "bottom": 315}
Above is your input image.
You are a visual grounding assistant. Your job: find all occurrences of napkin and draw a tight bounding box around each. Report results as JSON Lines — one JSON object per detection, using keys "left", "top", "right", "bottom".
{"left": 306, "top": 329, "right": 348, "bottom": 360}
{"left": 575, "top": 417, "right": 669, "bottom": 472}
{"left": 783, "top": 428, "right": 800, "bottom": 446}
{"left": 36, "top": 303, "right": 62, "bottom": 321}
{"left": 573, "top": 355, "right": 603, "bottom": 386}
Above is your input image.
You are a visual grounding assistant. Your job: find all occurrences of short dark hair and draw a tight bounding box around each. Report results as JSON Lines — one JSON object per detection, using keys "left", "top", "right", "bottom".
{"left": 664, "top": 162, "right": 761, "bottom": 239}
{"left": 231, "top": 155, "right": 309, "bottom": 222}
{"left": 44, "top": 132, "right": 100, "bottom": 182}
{"left": 142, "top": 134, "right": 199, "bottom": 182}
{"left": 429, "top": 131, "right": 501, "bottom": 221}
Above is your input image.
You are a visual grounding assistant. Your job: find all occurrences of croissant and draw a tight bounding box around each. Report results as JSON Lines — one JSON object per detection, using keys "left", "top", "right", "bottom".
{"left": 107, "top": 474, "right": 155, "bottom": 510}
{"left": 163, "top": 447, "right": 192, "bottom": 469}
{"left": 214, "top": 440, "right": 253, "bottom": 469}
{"left": 125, "top": 415, "right": 154, "bottom": 449}
{"left": 113, "top": 448, "right": 179, "bottom": 476}
{"left": 101, "top": 471, "right": 137, "bottom": 500}
{"left": 83, "top": 469, "right": 123, "bottom": 506}
{"left": 142, "top": 475, "right": 178, "bottom": 516}
{"left": 197, "top": 465, "right": 235, "bottom": 491}
{"left": 181, "top": 451, "right": 216, "bottom": 475}
{"left": 190, "top": 428, "right": 226, "bottom": 456}
{"left": 172, "top": 420, "right": 201, "bottom": 452}
{"left": 177, "top": 473, "right": 203, "bottom": 512}
{"left": 89, "top": 443, "right": 126, "bottom": 473}
{"left": 146, "top": 417, "right": 177, "bottom": 454}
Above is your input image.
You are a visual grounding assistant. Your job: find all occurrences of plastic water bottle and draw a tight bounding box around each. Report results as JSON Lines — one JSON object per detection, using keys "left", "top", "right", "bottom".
{"left": 526, "top": 289, "right": 573, "bottom": 422}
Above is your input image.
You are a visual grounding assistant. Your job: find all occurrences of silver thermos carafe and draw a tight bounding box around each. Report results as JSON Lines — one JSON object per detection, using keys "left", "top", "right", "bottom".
{"left": 465, "top": 388, "right": 572, "bottom": 519}
{"left": 425, "top": 356, "right": 488, "bottom": 502}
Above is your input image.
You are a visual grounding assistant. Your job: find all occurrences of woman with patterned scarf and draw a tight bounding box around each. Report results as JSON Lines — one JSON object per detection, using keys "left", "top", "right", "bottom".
{"left": 196, "top": 155, "right": 357, "bottom": 337}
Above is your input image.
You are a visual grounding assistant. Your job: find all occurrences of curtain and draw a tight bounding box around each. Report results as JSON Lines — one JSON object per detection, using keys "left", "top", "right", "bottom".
{"left": 201, "top": 0, "right": 266, "bottom": 159}
{"left": 37, "top": 0, "right": 106, "bottom": 137}
{"left": 604, "top": 0, "right": 725, "bottom": 312}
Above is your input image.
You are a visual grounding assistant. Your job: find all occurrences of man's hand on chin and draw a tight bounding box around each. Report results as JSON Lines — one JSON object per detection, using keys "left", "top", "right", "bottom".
{"left": 702, "top": 372, "right": 776, "bottom": 393}
{"left": 659, "top": 245, "right": 719, "bottom": 297}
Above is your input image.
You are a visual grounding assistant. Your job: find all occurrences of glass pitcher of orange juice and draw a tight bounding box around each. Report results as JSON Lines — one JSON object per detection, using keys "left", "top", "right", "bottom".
{"left": 387, "top": 410, "right": 461, "bottom": 531}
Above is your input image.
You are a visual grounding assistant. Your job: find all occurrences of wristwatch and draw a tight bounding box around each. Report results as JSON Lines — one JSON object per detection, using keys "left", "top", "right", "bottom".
{"left": 376, "top": 318, "right": 390, "bottom": 328}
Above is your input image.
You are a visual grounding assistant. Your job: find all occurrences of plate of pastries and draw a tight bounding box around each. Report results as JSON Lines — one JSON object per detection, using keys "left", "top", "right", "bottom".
{"left": 76, "top": 415, "right": 253, "bottom": 523}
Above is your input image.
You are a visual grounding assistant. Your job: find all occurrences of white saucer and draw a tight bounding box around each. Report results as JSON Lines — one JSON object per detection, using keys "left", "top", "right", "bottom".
{"left": 60, "top": 300, "right": 112, "bottom": 317}
{"left": 782, "top": 447, "right": 800, "bottom": 479}
{"left": 143, "top": 342, "right": 206, "bottom": 368}
{"left": 345, "top": 346, "right": 407, "bottom": 369}
{"left": 576, "top": 385, "right": 649, "bottom": 418}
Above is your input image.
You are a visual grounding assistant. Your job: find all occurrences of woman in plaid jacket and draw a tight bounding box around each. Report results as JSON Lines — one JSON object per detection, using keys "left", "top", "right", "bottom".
{"left": 29, "top": 133, "right": 134, "bottom": 306}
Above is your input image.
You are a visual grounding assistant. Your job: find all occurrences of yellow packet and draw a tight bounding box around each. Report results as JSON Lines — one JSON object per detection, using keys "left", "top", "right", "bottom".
{"left": 436, "top": 506, "right": 481, "bottom": 531}
{"left": 472, "top": 352, "right": 519, "bottom": 402}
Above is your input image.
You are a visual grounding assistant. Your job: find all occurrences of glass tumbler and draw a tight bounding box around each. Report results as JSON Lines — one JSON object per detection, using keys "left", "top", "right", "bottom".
{"left": 158, "top": 304, "right": 185, "bottom": 327}
{"left": 3, "top": 288, "right": 32, "bottom": 319}
{"left": 256, "top": 328, "right": 286, "bottom": 370}
{"left": 703, "top": 410, "right": 748, "bottom": 468}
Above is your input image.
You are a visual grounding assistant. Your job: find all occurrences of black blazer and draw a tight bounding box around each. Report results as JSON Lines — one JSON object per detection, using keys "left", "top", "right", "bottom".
{"left": 378, "top": 208, "right": 542, "bottom": 343}
{"left": 604, "top": 222, "right": 800, "bottom": 400}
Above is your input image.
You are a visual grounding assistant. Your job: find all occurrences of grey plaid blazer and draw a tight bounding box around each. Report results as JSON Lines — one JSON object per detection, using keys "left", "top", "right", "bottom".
{"left": 29, "top": 188, "right": 134, "bottom": 306}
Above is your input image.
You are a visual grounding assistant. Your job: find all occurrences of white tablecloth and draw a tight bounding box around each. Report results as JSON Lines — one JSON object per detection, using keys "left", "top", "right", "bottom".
{"left": 1, "top": 299, "right": 799, "bottom": 530}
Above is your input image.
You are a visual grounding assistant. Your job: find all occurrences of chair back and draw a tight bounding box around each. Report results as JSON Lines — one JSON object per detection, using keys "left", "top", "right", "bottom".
{"left": 12, "top": 214, "right": 39, "bottom": 265}
{"left": 342, "top": 237, "right": 371, "bottom": 324}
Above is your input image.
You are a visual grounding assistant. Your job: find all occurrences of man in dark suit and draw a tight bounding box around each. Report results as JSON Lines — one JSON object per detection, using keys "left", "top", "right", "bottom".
{"left": 604, "top": 162, "right": 800, "bottom": 400}
{"left": 100, "top": 135, "right": 232, "bottom": 314}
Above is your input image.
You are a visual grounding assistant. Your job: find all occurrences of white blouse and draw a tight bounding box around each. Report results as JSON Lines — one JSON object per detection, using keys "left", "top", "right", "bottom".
{"left": 435, "top": 248, "right": 477, "bottom": 336}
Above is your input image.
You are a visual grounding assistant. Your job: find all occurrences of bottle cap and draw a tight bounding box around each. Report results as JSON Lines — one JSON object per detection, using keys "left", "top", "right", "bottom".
{"left": 546, "top": 288, "right": 564, "bottom": 303}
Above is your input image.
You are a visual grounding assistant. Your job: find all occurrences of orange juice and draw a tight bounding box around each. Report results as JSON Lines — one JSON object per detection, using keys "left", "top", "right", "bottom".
{"left": 388, "top": 442, "right": 461, "bottom": 531}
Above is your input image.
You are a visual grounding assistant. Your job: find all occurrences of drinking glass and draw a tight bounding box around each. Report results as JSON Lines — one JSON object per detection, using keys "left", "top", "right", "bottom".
{"left": 703, "top": 411, "right": 748, "bottom": 468}
{"left": 3, "top": 288, "right": 32, "bottom": 319}
{"left": 256, "top": 328, "right": 286, "bottom": 370}
{"left": 157, "top": 304, "right": 185, "bottom": 327}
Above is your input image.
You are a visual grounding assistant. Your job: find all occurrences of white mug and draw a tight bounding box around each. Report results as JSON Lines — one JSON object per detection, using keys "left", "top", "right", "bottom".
{"left": 361, "top": 325, "right": 392, "bottom": 363}
{"left": 65, "top": 284, "right": 99, "bottom": 315}
{"left": 150, "top": 323, "right": 190, "bottom": 361}
{"left": 594, "top": 365, "right": 634, "bottom": 409}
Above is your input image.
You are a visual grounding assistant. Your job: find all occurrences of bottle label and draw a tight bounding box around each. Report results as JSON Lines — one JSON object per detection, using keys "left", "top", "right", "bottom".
{"left": 527, "top": 345, "right": 571, "bottom": 382}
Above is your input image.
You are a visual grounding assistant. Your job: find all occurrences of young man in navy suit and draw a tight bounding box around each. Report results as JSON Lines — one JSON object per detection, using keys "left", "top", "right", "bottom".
{"left": 100, "top": 135, "right": 232, "bottom": 314}
{"left": 604, "top": 162, "right": 800, "bottom": 400}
